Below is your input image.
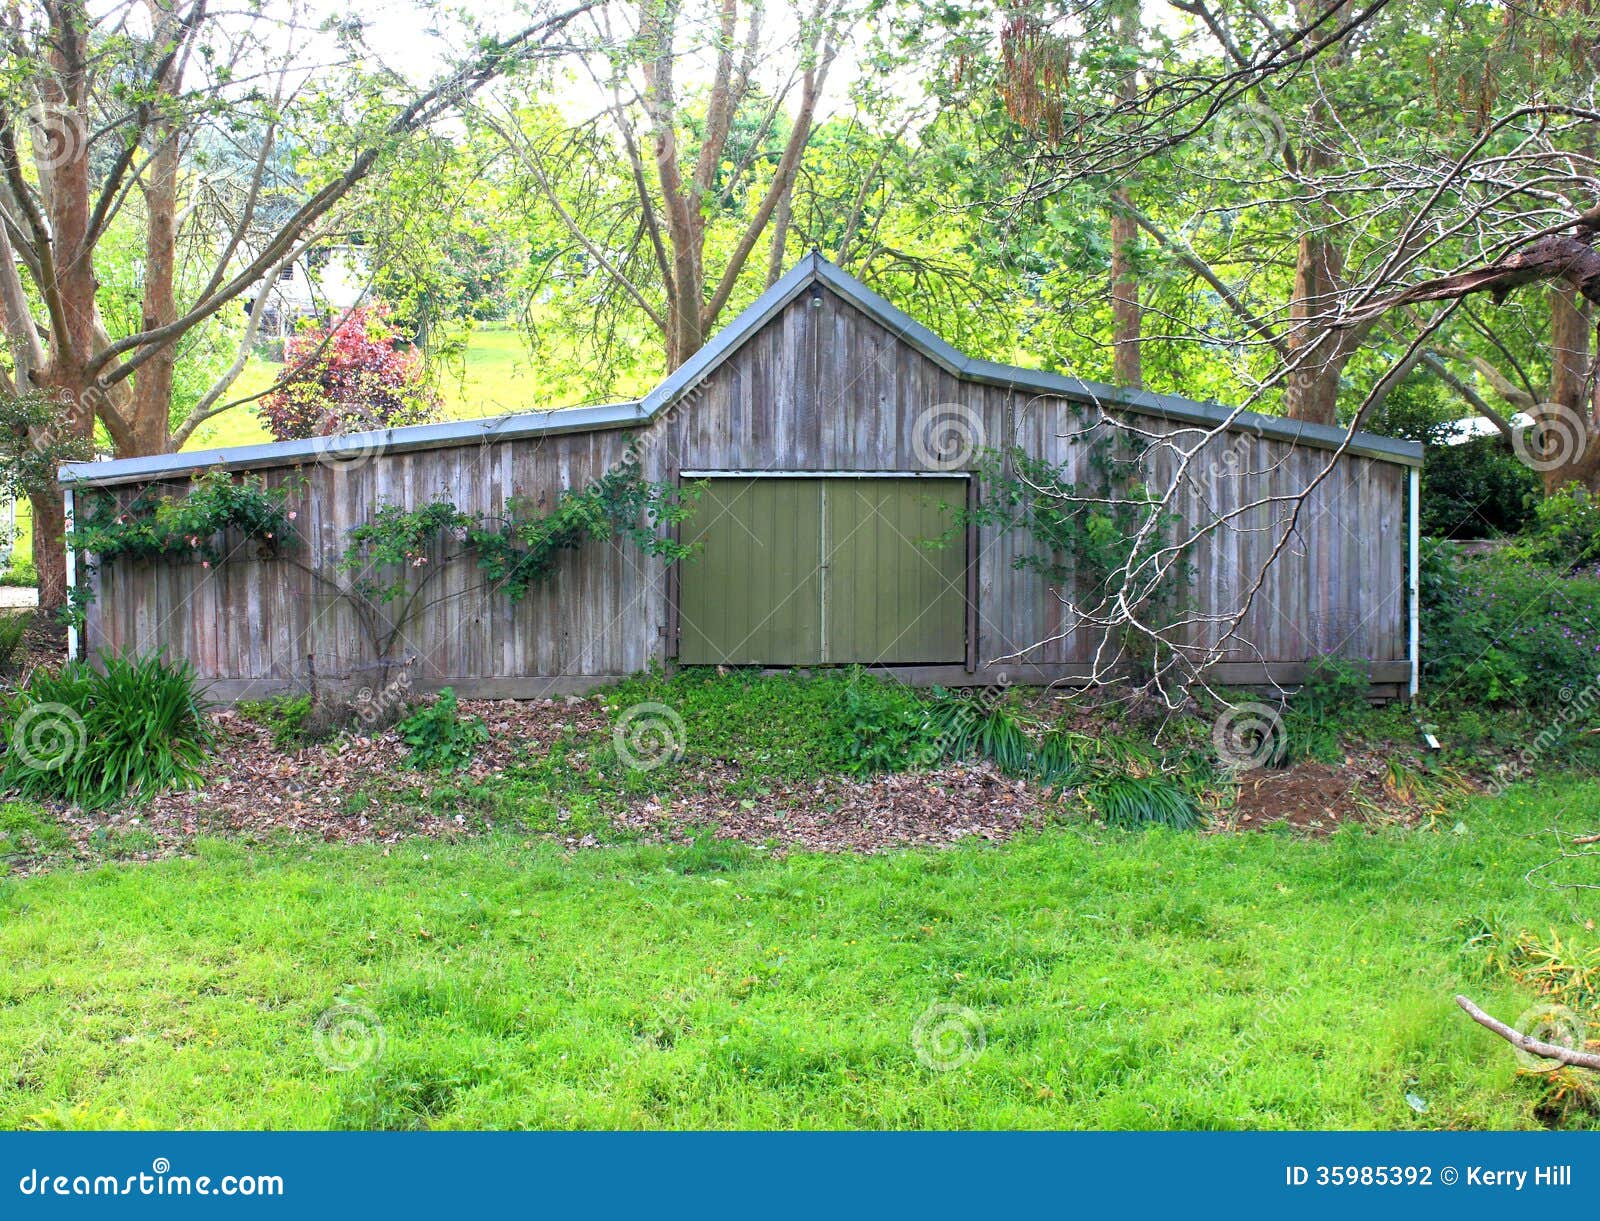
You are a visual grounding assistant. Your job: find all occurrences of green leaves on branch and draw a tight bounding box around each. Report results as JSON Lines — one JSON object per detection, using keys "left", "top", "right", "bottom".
{"left": 70, "top": 470, "right": 298, "bottom": 568}
{"left": 339, "top": 458, "right": 702, "bottom": 605}
{"left": 957, "top": 430, "right": 1171, "bottom": 595}
{"left": 0, "top": 390, "right": 95, "bottom": 499}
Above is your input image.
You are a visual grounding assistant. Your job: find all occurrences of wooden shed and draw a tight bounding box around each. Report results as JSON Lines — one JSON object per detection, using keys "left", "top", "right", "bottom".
{"left": 59, "top": 255, "right": 1423, "bottom": 701}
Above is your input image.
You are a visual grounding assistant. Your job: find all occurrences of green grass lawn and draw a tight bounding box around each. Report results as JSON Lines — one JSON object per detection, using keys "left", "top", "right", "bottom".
{"left": 0, "top": 779, "right": 1592, "bottom": 1130}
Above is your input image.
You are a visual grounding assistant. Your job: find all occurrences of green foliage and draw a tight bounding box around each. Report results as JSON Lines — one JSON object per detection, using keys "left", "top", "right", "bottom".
{"left": 340, "top": 457, "right": 700, "bottom": 606}
{"left": 1421, "top": 545, "right": 1600, "bottom": 710}
{"left": 236, "top": 694, "right": 315, "bottom": 751}
{"left": 953, "top": 436, "right": 1186, "bottom": 683}
{"left": 1508, "top": 484, "right": 1600, "bottom": 572}
{"left": 960, "top": 437, "right": 1164, "bottom": 593}
{"left": 835, "top": 678, "right": 935, "bottom": 776}
{"left": 0, "top": 612, "right": 30, "bottom": 672}
{"left": 1082, "top": 774, "right": 1202, "bottom": 830}
{"left": 1420, "top": 437, "right": 1538, "bottom": 540}
{"left": 0, "top": 389, "right": 95, "bottom": 499}
{"left": 71, "top": 470, "right": 298, "bottom": 569}
{"left": 0, "top": 559, "right": 37, "bottom": 588}
{"left": 395, "top": 689, "right": 487, "bottom": 772}
{"left": 1296, "top": 657, "right": 1373, "bottom": 718}
{"left": 0, "top": 654, "right": 213, "bottom": 810}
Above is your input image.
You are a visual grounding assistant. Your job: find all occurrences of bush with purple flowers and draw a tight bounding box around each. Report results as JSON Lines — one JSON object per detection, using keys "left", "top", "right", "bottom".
{"left": 1422, "top": 541, "right": 1600, "bottom": 709}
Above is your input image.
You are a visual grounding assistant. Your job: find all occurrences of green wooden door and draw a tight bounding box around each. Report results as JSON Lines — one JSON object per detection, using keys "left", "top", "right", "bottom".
{"left": 676, "top": 476, "right": 967, "bottom": 666}
{"left": 677, "top": 478, "right": 824, "bottom": 665}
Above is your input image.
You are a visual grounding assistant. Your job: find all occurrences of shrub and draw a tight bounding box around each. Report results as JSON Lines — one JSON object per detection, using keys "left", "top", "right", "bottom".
{"left": 1, "top": 559, "right": 37, "bottom": 587}
{"left": 1419, "top": 436, "right": 1537, "bottom": 539}
{"left": 260, "top": 306, "right": 441, "bottom": 442}
{"left": 1083, "top": 775, "right": 1201, "bottom": 830}
{"left": 835, "top": 678, "right": 936, "bottom": 775}
{"left": 0, "top": 611, "right": 31, "bottom": 672}
{"left": 0, "top": 654, "right": 213, "bottom": 809}
{"left": 395, "top": 688, "right": 487, "bottom": 771}
{"left": 1509, "top": 483, "right": 1600, "bottom": 573}
{"left": 1421, "top": 544, "right": 1600, "bottom": 709}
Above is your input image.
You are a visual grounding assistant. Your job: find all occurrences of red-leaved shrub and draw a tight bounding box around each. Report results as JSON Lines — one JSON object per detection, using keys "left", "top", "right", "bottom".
{"left": 260, "top": 306, "right": 442, "bottom": 441}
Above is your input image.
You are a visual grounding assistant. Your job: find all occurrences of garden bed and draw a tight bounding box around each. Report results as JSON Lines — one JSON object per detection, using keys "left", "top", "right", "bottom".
{"left": 10, "top": 689, "right": 1457, "bottom": 875}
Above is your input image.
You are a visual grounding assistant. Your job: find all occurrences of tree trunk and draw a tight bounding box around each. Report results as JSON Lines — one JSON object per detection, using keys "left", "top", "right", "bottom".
{"left": 1109, "top": 1, "right": 1141, "bottom": 389}
{"left": 1540, "top": 286, "right": 1600, "bottom": 493}
{"left": 1284, "top": 232, "right": 1348, "bottom": 424}
{"left": 126, "top": 89, "right": 182, "bottom": 457}
{"left": 29, "top": 487, "right": 66, "bottom": 613}
{"left": 1110, "top": 194, "right": 1141, "bottom": 388}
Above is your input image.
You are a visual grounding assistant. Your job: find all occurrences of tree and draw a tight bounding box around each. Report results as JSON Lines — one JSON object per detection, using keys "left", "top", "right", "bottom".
{"left": 0, "top": 0, "right": 589, "bottom": 606}
{"left": 849, "top": 0, "right": 1600, "bottom": 697}
{"left": 485, "top": 0, "right": 854, "bottom": 377}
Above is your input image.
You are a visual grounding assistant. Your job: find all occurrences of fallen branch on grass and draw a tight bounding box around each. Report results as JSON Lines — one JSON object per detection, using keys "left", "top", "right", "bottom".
{"left": 1455, "top": 995, "right": 1600, "bottom": 1071}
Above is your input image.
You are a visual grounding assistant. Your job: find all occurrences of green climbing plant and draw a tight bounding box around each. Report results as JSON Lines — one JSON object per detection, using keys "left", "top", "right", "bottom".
{"left": 69, "top": 469, "right": 299, "bottom": 568}
{"left": 950, "top": 418, "right": 1190, "bottom": 681}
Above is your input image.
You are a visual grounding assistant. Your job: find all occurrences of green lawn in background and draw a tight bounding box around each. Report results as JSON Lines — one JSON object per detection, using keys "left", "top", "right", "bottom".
{"left": 0, "top": 779, "right": 1591, "bottom": 1131}
{"left": 180, "top": 324, "right": 554, "bottom": 455}
{"left": 0, "top": 327, "right": 581, "bottom": 574}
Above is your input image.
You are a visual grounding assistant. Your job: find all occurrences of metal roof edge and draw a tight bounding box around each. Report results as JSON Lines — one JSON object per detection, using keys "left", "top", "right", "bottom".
{"left": 59, "top": 254, "right": 1421, "bottom": 486}
{"left": 59, "top": 401, "right": 647, "bottom": 488}
{"left": 957, "top": 359, "right": 1423, "bottom": 466}
{"left": 808, "top": 260, "right": 1420, "bottom": 467}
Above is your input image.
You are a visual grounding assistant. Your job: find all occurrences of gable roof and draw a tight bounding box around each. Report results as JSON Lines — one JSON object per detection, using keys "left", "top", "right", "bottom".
{"left": 60, "top": 253, "right": 1421, "bottom": 489}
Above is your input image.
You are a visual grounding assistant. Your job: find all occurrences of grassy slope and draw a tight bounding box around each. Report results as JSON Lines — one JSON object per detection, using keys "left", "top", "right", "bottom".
{"left": 0, "top": 780, "right": 1591, "bottom": 1131}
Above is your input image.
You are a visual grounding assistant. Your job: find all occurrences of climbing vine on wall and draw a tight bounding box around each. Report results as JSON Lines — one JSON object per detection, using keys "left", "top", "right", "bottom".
{"left": 67, "top": 457, "right": 701, "bottom": 655}
{"left": 960, "top": 424, "right": 1177, "bottom": 592}
{"left": 952, "top": 417, "right": 1191, "bottom": 678}
{"left": 70, "top": 470, "right": 300, "bottom": 567}
{"left": 339, "top": 457, "right": 700, "bottom": 607}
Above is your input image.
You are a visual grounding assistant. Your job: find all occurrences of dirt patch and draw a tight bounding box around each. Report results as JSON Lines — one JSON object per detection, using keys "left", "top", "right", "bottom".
{"left": 1225, "top": 751, "right": 1439, "bottom": 836}
{"left": 611, "top": 763, "right": 1052, "bottom": 854}
{"left": 13, "top": 695, "right": 1455, "bottom": 870}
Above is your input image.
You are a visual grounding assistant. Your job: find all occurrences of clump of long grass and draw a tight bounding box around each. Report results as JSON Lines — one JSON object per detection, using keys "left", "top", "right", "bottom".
{"left": 0, "top": 653, "right": 213, "bottom": 809}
